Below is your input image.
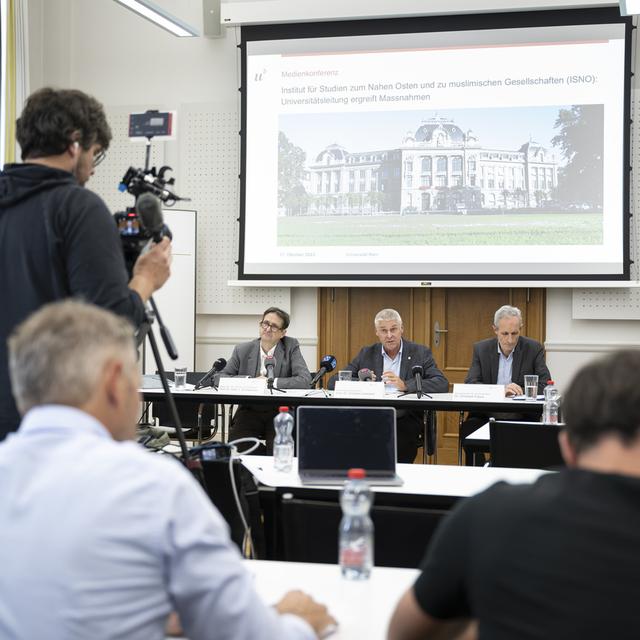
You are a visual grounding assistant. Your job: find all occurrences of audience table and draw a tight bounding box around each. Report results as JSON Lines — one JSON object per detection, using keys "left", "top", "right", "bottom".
{"left": 240, "top": 456, "right": 548, "bottom": 567}
{"left": 244, "top": 558, "right": 419, "bottom": 640}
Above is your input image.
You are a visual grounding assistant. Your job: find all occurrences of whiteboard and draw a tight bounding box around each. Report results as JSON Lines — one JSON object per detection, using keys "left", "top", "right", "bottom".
{"left": 143, "top": 209, "right": 196, "bottom": 374}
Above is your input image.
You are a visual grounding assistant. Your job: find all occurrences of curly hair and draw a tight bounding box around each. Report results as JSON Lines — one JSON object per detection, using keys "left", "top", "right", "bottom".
{"left": 16, "top": 87, "right": 112, "bottom": 160}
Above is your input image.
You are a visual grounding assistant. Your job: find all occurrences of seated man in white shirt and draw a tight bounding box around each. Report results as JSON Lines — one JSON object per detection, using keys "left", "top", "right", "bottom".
{"left": 0, "top": 300, "right": 334, "bottom": 640}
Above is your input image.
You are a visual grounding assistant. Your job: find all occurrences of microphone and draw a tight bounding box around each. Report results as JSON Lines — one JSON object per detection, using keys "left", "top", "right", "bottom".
{"left": 358, "top": 368, "right": 373, "bottom": 382}
{"left": 309, "top": 354, "right": 337, "bottom": 388}
{"left": 412, "top": 364, "right": 424, "bottom": 398}
{"left": 136, "top": 193, "right": 172, "bottom": 243}
{"left": 194, "top": 357, "right": 227, "bottom": 391}
{"left": 264, "top": 355, "right": 276, "bottom": 388}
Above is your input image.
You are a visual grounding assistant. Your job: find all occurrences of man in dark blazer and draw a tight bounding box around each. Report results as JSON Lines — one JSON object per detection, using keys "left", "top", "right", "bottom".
{"left": 215, "top": 307, "right": 311, "bottom": 453}
{"left": 330, "top": 308, "right": 448, "bottom": 463}
{"left": 461, "top": 305, "right": 552, "bottom": 454}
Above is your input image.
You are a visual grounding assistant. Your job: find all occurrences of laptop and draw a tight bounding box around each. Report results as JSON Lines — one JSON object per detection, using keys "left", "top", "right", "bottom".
{"left": 296, "top": 406, "right": 404, "bottom": 486}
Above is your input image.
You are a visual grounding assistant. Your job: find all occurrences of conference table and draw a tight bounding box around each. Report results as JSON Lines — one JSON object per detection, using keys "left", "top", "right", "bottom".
{"left": 244, "top": 559, "right": 419, "bottom": 640}
{"left": 240, "top": 455, "right": 547, "bottom": 567}
{"left": 142, "top": 384, "right": 544, "bottom": 414}
{"left": 142, "top": 385, "right": 544, "bottom": 460}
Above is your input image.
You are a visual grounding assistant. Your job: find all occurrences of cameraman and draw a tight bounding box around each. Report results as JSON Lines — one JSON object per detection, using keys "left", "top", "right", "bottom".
{"left": 0, "top": 87, "right": 171, "bottom": 441}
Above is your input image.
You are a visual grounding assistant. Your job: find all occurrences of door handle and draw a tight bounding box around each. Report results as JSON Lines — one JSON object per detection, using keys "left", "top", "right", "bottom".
{"left": 433, "top": 321, "right": 448, "bottom": 348}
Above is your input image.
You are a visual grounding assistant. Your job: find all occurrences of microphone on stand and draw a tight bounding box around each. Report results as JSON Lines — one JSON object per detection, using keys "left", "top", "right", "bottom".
{"left": 309, "top": 355, "right": 337, "bottom": 388}
{"left": 358, "top": 368, "right": 373, "bottom": 382}
{"left": 412, "top": 364, "right": 424, "bottom": 398}
{"left": 264, "top": 355, "right": 276, "bottom": 389}
{"left": 194, "top": 357, "right": 227, "bottom": 390}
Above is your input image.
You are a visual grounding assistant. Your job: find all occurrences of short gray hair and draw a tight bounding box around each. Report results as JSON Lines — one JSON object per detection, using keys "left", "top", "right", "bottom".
{"left": 8, "top": 300, "right": 137, "bottom": 414}
{"left": 493, "top": 305, "right": 522, "bottom": 327}
{"left": 374, "top": 308, "right": 403, "bottom": 326}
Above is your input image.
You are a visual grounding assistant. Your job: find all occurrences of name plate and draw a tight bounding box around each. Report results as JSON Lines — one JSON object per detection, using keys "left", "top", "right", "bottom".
{"left": 218, "top": 377, "right": 267, "bottom": 394}
{"left": 334, "top": 380, "right": 385, "bottom": 399}
{"left": 452, "top": 383, "right": 505, "bottom": 401}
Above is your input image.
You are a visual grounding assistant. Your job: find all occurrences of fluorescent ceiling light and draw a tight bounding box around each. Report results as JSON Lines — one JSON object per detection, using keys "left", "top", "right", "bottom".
{"left": 620, "top": 0, "right": 640, "bottom": 15}
{"left": 113, "top": 0, "right": 199, "bottom": 37}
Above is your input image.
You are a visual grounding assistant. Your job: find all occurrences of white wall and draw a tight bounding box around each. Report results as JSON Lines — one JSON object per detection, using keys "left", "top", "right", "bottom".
{"left": 25, "top": 0, "right": 639, "bottom": 385}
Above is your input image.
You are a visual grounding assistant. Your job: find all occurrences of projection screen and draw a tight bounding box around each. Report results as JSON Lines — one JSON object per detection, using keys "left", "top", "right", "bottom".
{"left": 239, "top": 8, "right": 631, "bottom": 281}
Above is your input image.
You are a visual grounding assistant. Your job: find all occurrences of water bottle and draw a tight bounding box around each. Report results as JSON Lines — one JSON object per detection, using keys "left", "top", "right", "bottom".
{"left": 542, "top": 380, "right": 560, "bottom": 424}
{"left": 273, "top": 406, "right": 294, "bottom": 472}
{"left": 339, "top": 468, "right": 374, "bottom": 580}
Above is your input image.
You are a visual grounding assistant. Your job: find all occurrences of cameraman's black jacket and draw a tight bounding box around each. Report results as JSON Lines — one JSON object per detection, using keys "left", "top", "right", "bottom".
{"left": 0, "top": 163, "right": 145, "bottom": 440}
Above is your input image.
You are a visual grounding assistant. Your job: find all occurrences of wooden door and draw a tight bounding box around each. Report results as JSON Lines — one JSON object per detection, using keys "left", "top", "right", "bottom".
{"left": 317, "top": 288, "right": 432, "bottom": 368}
{"left": 429, "top": 288, "right": 546, "bottom": 464}
{"left": 318, "top": 287, "right": 546, "bottom": 464}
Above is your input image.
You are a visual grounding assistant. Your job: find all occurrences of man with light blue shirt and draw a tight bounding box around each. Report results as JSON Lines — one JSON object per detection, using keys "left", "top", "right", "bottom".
{"left": 330, "top": 308, "right": 448, "bottom": 462}
{"left": 0, "top": 300, "right": 334, "bottom": 640}
{"left": 460, "top": 305, "right": 552, "bottom": 462}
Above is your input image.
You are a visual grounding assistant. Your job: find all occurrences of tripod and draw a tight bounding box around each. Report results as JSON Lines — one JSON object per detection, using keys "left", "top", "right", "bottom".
{"left": 137, "top": 297, "right": 205, "bottom": 486}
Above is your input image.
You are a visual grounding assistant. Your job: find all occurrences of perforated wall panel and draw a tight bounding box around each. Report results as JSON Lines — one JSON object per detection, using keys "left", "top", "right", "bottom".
{"left": 91, "top": 105, "right": 289, "bottom": 316}
{"left": 178, "top": 103, "right": 289, "bottom": 314}
{"left": 573, "top": 91, "right": 640, "bottom": 320}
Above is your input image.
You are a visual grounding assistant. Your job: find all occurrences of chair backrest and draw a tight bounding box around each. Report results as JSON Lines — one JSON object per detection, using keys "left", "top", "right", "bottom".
{"left": 279, "top": 491, "right": 449, "bottom": 568}
{"left": 489, "top": 419, "right": 565, "bottom": 469}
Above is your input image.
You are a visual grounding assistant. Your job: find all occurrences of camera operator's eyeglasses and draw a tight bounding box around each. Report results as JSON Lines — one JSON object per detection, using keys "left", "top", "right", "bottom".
{"left": 92, "top": 150, "right": 106, "bottom": 167}
{"left": 259, "top": 321, "right": 283, "bottom": 332}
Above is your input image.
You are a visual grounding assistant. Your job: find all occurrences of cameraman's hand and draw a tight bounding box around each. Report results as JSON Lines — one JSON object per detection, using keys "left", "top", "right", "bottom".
{"left": 129, "top": 237, "right": 172, "bottom": 302}
{"left": 275, "top": 590, "right": 337, "bottom": 638}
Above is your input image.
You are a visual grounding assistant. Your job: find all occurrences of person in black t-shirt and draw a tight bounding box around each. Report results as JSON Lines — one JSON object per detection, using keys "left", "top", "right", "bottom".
{"left": 0, "top": 88, "right": 172, "bottom": 440}
{"left": 388, "top": 350, "right": 640, "bottom": 640}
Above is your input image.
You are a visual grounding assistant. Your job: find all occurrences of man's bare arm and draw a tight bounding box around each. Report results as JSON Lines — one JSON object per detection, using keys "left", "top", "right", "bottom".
{"left": 387, "top": 589, "right": 477, "bottom": 640}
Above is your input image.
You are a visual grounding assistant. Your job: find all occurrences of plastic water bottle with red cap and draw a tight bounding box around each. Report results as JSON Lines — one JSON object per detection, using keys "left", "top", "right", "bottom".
{"left": 542, "top": 380, "right": 560, "bottom": 424}
{"left": 273, "top": 406, "right": 294, "bottom": 472}
{"left": 339, "top": 468, "right": 374, "bottom": 580}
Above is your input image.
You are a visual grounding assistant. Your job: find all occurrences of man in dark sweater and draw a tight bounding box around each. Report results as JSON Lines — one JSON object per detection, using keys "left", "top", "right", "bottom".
{"left": 388, "top": 350, "right": 640, "bottom": 640}
{"left": 0, "top": 88, "right": 171, "bottom": 440}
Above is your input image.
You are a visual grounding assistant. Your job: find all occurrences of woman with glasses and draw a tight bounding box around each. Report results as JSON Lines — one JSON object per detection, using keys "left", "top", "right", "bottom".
{"left": 214, "top": 307, "right": 312, "bottom": 454}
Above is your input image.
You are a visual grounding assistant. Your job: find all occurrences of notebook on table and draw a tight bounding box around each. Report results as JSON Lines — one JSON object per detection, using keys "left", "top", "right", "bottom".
{"left": 296, "top": 405, "right": 404, "bottom": 486}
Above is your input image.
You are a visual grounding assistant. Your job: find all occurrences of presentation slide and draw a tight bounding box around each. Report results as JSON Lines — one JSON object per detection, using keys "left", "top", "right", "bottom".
{"left": 241, "top": 14, "right": 629, "bottom": 280}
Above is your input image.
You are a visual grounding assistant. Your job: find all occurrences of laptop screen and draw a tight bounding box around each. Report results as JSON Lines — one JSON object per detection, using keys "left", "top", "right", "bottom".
{"left": 296, "top": 406, "right": 397, "bottom": 473}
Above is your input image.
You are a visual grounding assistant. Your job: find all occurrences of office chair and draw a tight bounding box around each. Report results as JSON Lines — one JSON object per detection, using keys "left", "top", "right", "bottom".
{"left": 151, "top": 371, "right": 223, "bottom": 442}
{"left": 489, "top": 419, "right": 565, "bottom": 469}
{"left": 418, "top": 410, "right": 437, "bottom": 463}
{"left": 279, "top": 492, "right": 449, "bottom": 568}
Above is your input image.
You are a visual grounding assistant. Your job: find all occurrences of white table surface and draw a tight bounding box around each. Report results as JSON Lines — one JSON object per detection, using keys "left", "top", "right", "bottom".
{"left": 240, "top": 456, "right": 548, "bottom": 497}
{"left": 244, "top": 559, "right": 418, "bottom": 640}
{"left": 142, "top": 386, "right": 543, "bottom": 409}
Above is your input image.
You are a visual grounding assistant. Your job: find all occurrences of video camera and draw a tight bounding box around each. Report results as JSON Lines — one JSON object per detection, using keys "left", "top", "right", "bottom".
{"left": 113, "top": 110, "right": 189, "bottom": 273}
{"left": 114, "top": 167, "right": 182, "bottom": 273}
{"left": 118, "top": 164, "right": 184, "bottom": 206}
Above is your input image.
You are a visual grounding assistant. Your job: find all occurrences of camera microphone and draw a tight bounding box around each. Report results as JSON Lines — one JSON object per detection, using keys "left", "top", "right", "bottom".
{"left": 136, "top": 193, "right": 172, "bottom": 243}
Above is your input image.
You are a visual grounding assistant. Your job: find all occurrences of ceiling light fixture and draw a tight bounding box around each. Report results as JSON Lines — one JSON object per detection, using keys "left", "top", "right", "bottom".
{"left": 113, "top": 0, "right": 199, "bottom": 37}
